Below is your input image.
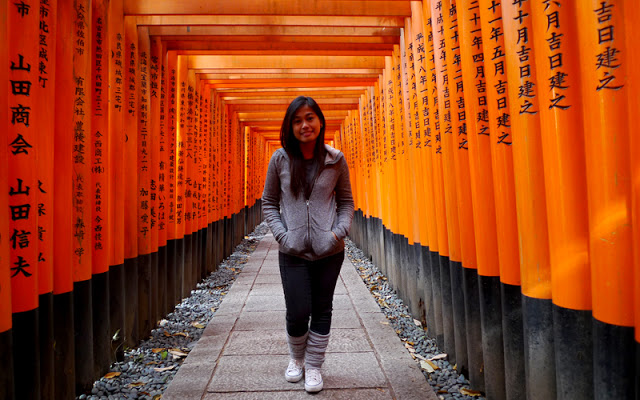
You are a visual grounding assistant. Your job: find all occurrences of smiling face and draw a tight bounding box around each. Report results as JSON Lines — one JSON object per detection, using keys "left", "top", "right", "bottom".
{"left": 292, "top": 105, "right": 322, "bottom": 147}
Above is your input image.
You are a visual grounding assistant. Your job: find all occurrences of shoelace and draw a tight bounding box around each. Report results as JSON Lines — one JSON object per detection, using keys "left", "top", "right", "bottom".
{"left": 305, "top": 368, "right": 322, "bottom": 384}
{"left": 287, "top": 359, "right": 303, "bottom": 375}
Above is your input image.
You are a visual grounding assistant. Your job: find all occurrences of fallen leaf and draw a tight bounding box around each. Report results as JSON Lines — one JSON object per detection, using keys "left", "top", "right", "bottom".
{"left": 191, "top": 322, "right": 205, "bottom": 329}
{"left": 173, "top": 332, "right": 189, "bottom": 337}
{"left": 152, "top": 348, "right": 165, "bottom": 353}
{"left": 437, "top": 389, "right": 448, "bottom": 394}
{"left": 460, "top": 388, "right": 482, "bottom": 397}
{"left": 428, "top": 354, "right": 447, "bottom": 361}
{"left": 154, "top": 365, "right": 176, "bottom": 372}
{"left": 163, "top": 332, "right": 171, "bottom": 337}
{"left": 146, "top": 361, "right": 159, "bottom": 366}
{"left": 128, "top": 382, "right": 145, "bottom": 387}
{"left": 425, "top": 360, "right": 440, "bottom": 370}
{"left": 380, "top": 321, "right": 389, "bottom": 325}
{"left": 169, "top": 349, "right": 188, "bottom": 358}
{"left": 104, "top": 372, "right": 121, "bottom": 379}
{"left": 404, "top": 343, "right": 416, "bottom": 353}
{"left": 152, "top": 395, "right": 163, "bottom": 400}
{"left": 420, "top": 360, "right": 435, "bottom": 373}
{"left": 211, "top": 308, "right": 216, "bottom": 313}
{"left": 414, "top": 353, "right": 427, "bottom": 361}
{"left": 413, "top": 319, "right": 422, "bottom": 327}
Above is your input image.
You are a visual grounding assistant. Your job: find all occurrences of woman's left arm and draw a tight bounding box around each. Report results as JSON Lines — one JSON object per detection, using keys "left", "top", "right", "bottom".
{"left": 333, "top": 157, "right": 355, "bottom": 240}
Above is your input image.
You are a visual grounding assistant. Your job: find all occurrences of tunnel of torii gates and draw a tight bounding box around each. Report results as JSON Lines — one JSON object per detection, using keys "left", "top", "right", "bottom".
{"left": 1, "top": 0, "right": 640, "bottom": 399}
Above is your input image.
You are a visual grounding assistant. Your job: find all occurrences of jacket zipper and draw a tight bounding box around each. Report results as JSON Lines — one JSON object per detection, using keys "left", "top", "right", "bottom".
{"left": 305, "top": 166, "right": 322, "bottom": 251}
{"left": 306, "top": 199, "right": 310, "bottom": 249}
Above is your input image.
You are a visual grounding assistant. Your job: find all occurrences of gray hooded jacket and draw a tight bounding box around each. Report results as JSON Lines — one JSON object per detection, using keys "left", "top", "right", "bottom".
{"left": 262, "top": 144, "right": 354, "bottom": 261}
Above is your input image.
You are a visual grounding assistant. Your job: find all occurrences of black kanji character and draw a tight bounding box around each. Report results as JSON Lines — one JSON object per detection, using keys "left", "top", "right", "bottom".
{"left": 9, "top": 134, "right": 33, "bottom": 155}
{"left": 11, "top": 256, "right": 32, "bottom": 277}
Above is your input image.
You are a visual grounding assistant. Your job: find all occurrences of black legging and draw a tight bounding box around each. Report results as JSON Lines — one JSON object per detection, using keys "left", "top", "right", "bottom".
{"left": 279, "top": 251, "right": 344, "bottom": 337}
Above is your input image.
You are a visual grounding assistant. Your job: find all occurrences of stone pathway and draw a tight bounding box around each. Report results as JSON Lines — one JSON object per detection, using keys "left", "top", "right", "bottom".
{"left": 162, "top": 233, "right": 437, "bottom": 400}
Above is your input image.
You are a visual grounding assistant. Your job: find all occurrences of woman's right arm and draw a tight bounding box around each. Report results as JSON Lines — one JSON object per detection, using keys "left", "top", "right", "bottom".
{"left": 261, "top": 153, "right": 287, "bottom": 242}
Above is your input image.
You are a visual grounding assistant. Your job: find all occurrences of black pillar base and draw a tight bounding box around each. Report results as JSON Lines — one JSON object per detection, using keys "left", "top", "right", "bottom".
{"left": 39, "top": 292, "right": 54, "bottom": 400}
{"left": 0, "top": 328, "right": 14, "bottom": 400}
{"left": 478, "top": 275, "right": 505, "bottom": 400}
{"left": 593, "top": 318, "right": 636, "bottom": 400}
{"left": 108, "top": 263, "right": 125, "bottom": 363}
{"left": 124, "top": 257, "right": 139, "bottom": 347}
{"left": 53, "top": 291, "right": 75, "bottom": 400}
{"left": 553, "top": 304, "right": 593, "bottom": 400}
{"left": 92, "top": 271, "right": 111, "bottom": 379}
{"left": 462, "top": 267, "right": 482, "bottom": 390}
{"left": 501, "top": 282, "right": 522, "bottom": 400}
{"left": 73, "top": 279, "right": 94, "bottom": 395}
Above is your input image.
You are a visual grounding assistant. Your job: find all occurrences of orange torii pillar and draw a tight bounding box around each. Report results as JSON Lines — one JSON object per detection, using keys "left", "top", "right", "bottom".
{"left": 91, "top": 0, "right": 112, "bottom": 380}
{"left": 1, "top": 2, "right": 13, "bottom": 398}
{"left": 107, "top": 0, "right": 126, "bottom": 365}
{"left": 625, "top": 4, "right": 640, "bottom": 391}
{"left": 7, "top": 0, "right": 41, "bottom": 397}
{"left": 210, "top": 91, "right": 221, "bottom": 269}
{"left": 480, "top": 1, "right": 525, "bottom": 398}
{"left": 410, "top": 1, "right": 439, "bottom": 353}
{"left": 175, "top": 53, "right": 187, "bottom": 299}
{"left": 123, "top": 16, "right": 139, "bottom": 347}
{"left": 422, "top": 5, "right": 447, "bottom": 352}
{"left": 157, "top": 42, "right": 176, "bottom": 316}
{"left": 458, "top": 0, "right": 504, "bottom": 394}
{"left": 502, "top": 1, "right": 555, "bottom": 399}
{"left": 401, "top": 24, "right": 428, "bottom": 323}
{"left": 530, "top": 1, "right": 593, "bottom": 398}
{"left": 151, "top": 37, "right": 168, "bottom": 319}
{"left": 52, "top": 0, "right": 77, "bottom": 397}
{"left": 430, "top": 0, "right": 467, "bottom": 369}
{"left": 442, "top": 0, "right": 484, "bottom": 387}
{"left": 136, "top": 25, "right": 153, "bottom": 340}
{"left": 166, "top": 50, "right": 181, "bottom": 307}
{"left": 70, "top": 0, "right": 96, "bottom": 393}
{"left": 34, "top": 0, "right": 57, "bottom": 396}
{"left": 202, "top": 84, "right": 214, "bottom": 275}
{"left": 576, "top": 1, "right": 636, "bottom": 398}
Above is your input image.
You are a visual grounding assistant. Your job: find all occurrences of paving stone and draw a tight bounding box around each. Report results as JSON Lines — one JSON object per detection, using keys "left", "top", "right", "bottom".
{"left": 223, "top": 328, "right": 372, "bottom": 356}
{"left": 259, "top": 266, "right": 281, "bottom": 275}
{"left": 207, "top": 353, "right": 386, "bottom": 393}
{"left": 233, "top": 273, "right": 257, "bottom": 286}
{"left": 162, "top": 362, "right": 214, "bottom": 400}
{"left": 201, "top": 315, "right": 237, "bottom": 338}
{"left": 234, "top": 310, "right": 286, "bottom": 331}
{"left": 233, "top": 308, "right": 361, "bottom": 331}
{"left": 254, "top": 274, "right": 282, "bottom": 284}
{"left": 246, "top": 283, "right": 283, "bottom": 296}
{"left": 244, "top": 294, "right": 286, "bottom": 311}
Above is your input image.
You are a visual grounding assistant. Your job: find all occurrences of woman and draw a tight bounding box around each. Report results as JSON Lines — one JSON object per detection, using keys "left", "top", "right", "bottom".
{"left": 262, "top": 96, "right": 354, "bottom": 393}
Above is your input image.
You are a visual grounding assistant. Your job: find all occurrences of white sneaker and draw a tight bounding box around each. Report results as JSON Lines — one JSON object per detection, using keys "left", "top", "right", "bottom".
{"left": 304, "top": 368, "right": 323, "bottom": 393}
{"left": 285, "top": 359, "right": 304, "bottom": 382}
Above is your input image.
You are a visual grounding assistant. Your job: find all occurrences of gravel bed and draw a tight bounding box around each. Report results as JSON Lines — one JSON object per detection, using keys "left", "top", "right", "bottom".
{"left": 77, "top": 223, "right": 270, "bottom": 400}
{"left": 78, "top": 222, "right": 483, "bottom": 400}
{"left": 344, "top": 238, "right": 485, "bottom": 400}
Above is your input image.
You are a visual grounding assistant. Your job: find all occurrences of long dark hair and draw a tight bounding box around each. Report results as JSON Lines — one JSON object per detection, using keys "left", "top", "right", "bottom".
{"left": 280, "top": 96, "right": 327, "bottom": 198}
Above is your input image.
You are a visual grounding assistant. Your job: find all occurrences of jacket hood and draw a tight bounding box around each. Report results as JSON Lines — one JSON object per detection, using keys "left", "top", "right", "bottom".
{"left": 324, "top": 144, "right": 343, "bottom": 165}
